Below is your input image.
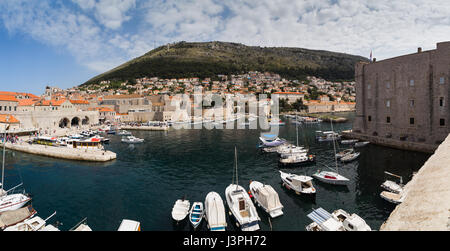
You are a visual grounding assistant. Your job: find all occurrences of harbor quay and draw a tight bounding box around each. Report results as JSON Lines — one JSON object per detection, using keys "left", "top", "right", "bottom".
{"left": 1, "top": 141, "right": 116, "bottom": 162}
{"left": 380, "top": 133, "right": 450, "bottom": 230}
{"left": 120, "top": 125, "right": 169, "bottom": 131}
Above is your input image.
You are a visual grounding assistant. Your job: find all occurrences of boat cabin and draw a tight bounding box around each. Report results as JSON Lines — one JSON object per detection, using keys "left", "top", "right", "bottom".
{"left": 66, "top": 138, "right": 103, "bottom": 150}
{"left": 34, "top": 137, "right": 58, "bottom": 146}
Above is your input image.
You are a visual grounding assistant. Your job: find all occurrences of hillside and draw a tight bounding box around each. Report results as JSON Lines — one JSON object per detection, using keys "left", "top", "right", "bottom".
{"left": 81, "top": 41, "right": 368, "bottom": 86}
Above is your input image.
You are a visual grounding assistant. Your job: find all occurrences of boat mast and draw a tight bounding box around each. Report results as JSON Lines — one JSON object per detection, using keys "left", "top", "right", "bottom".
{"left": 295, "top": 115, "right": 299, "bottom": 147}
{"left": 330, "top": 119, "right": 339, "bottom": 174}
{"left": 234, "top": 146, "right": 239, "bottom": 191}
{"left": 1, "top": 120, "right": 8, "bottom": 192}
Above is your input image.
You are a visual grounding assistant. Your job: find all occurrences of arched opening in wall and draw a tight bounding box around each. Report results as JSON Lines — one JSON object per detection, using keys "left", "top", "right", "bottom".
{"left": 82, "top": 116, "right": 90, "bottom": 125}
{"left": 59, "top": 118, "right": 70, "bottom": 128}
{"left": 71, "top": 117, "right": 80, "bottom": 127}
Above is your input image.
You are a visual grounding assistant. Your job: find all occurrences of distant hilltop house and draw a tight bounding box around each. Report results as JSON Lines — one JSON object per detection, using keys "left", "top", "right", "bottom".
{"left": 352, "top": 41, "right": 450, "bottom": 152}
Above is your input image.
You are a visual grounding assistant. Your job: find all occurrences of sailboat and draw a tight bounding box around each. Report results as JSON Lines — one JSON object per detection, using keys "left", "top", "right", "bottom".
{"left": 0, "top": 124, "right": 32, "bottom": 213}
{"left": 312, "top": 120, "right": 349, "bottom": 185}
{"left": 204, "top": 192, "right": 227, "bottom": 231}
{"left": 225, "top": 147, "right": 260, "bottom": 231}
{"left": 3, "top": 211, "right": 58, "bottom": 231}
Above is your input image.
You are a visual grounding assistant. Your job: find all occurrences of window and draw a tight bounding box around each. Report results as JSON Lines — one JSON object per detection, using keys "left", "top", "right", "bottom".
{"left": 410, "top": 118, "right": 415, "bottom": 125}
{"left": 0, "top": 106, "right": 2, "bottom": 111}
{"left": 386, "top": 82, "right": 391, "bottom": 89}
{"left": 367, "top": 84, "right": 371, "bottom": 90}
{"left": 440, "top": 119, "right": 445, "bottom": 126}
{"left": 387, "top": 117, "right": 391, "bottom": 123}
{"left": 440, "top": 97, "right": 444, "bottom": 107}
{"left": 368, "top": 116, "right": 372, "bottom": 122}
{"left": 440, "top": 77, "right": 445, "bottom": 84}
{"left": 409, "top": 80, "right": 415, "bottom": 86}
{"left": 410, "top": 100, "right": 415, "bottom": 107}
{"left": 386, "top": 100, "right": 390, "bottom": 108}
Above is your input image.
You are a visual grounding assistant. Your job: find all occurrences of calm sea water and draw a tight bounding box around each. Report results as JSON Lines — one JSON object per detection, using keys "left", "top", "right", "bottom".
{"left": 2, "top": 112, "right": 431, "bottom": 231}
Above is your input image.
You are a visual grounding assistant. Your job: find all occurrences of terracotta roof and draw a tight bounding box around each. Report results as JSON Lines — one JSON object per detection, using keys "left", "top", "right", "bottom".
{"left": 70, "top": 100, "right": 89, "bottom": 104}
{"left": 103, "top": 94, "right": 143, "bottom": 99}
{"left": 272, "top": 92, "right": 305, "bottom": 95}
{"left": 0, "top": 114, "right": 20, "bottom": 123}
{"left": 18, "top": 99, "right": 38, "bottom": 106}
{"left": 0, "top": 95, "right": 18, "bottom": 102}
{"left": 36, "top": 99, "right": 68, "bottom": 106}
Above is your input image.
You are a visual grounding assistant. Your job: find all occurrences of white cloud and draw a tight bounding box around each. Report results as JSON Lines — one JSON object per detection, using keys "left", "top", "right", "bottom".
{"left": 1, "top": 0, "right": 450, "bottom": 75}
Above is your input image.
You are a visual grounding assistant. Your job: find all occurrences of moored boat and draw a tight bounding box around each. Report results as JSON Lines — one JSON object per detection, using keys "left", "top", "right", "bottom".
{"left": 340, "top": 139, "right": 359, "bottom": 144}
{"left": 117, "top": 219, "right": 141, "bottom": 231}
{"left": 171, "top": 198, "right": 190, "bottom": 223}
{"left": 249, "top": 181, "right": 283, "bottom": 218}
{"left": 354, "top": 141, "right": 370, "bottom": 148}
{"left": 279, "top": 171, "right": 316, "bottom": 195}
{"left": 121, "top": 135, "right": 144, "bottom": 144}
{"left": 306, "top": 208, "right": 371, "bottom": 231}
{"left": 204, "top": 192, "right": 227, "bottom": 231}
{"left": 0, "top": 205, "right": 37, "bottom": 230}
{"left": 336, "top": 148, "right": 354, "bottom": 159}
{"left": 189, "top": 202, "right": 204, "bottom": 229}
{"left": 340, "top": 152, "right": 360, "bottom": 163}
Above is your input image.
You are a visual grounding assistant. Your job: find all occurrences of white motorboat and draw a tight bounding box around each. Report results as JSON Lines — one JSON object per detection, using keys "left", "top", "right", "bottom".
{"left": 249, "top": 181, "right": 283, "bottom": 218}
{"left": 354, "top": 141, "right": 370, "bottom": 148}
{"left": 306, "top": 208, "right": 371, "bottom": 231}
{"left": 70, "top": 218, "right": 92, "bottom": 231}
{"left": 336, "top": 148, "right": 355, "bottom": 159}
{"left": 258, "top": 134, "right": 287, "bottom": 148}
{"left": 171, "top": 198, "right": 190, "bottom": 222}
{"left": 380, "top": 172, "right": 404, "bottom": 194}
{"left": 340, "top": 152, "right": 360, "bottom": 163}
{"left": 3, "top": 211, "right": 57, "bottom": 231}
{"left": 380, "top": 191, "right": 405, "bottom": 204}
{"left": 204, "top": 192, "right": 227, "bottom": 231}
{"left": 121, "top": 135, "right": 144, "bottom": 144}
{"left": 117, "top": 130, "right": 132, "bottom": 136}
{"left": 1, "top": 126, "right": 32, "bottom": 213}
{"left": 117, "top": 219, "right": 141, "bottom": 231}
{"left": 225, "top": 147, "right": 260, "bottom": 231}
{"left": 279, "top": 171, "right": 316, "bottom": 195}
{"left": 316, "top": 131, "right": 341, "bottom": 142}
{"left": 276, "top": 145, "right": 307, "bottom": 156}
{"left": 340, "top": 139, "right": 359, "bottom": 144}
{"left": 313, "top": 120, "right": 350, "bottom": 186}
{"left": 279, "top": 153, "right": 316, "bottom": 165}
{"left": 189, "top": 202, "right": 204, "bottom": 229}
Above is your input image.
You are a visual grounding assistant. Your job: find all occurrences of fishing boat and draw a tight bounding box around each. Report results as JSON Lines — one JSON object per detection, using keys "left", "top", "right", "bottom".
{"left": 306, "top": 208, "right": 371, "bottom": 231}
{"left": 189, "top": 202, "right": 204, "bottom": 229}
{"left": 0, "top": 205, "right": 37, "bottom": 230}
{"left": 3, "top": 211, "right": 57, "bottom": 231}
{"left": 279, "top": 171, "right": 316, "bottom": 195}
{"left": 340, "top": 152, "right": 360, "bottom": 163}
{"left": 0, "top": 125, "right": 32, "bottom": 213}
{"left": 121, "top": 135, "right": 144, "bottom": 144}
{"left": 340, "top": 139, "right": 359, "bottom": 144}
{"left": 171, "top": 197, "right": 190, "bottom": 223}
{"left": 204, "top": 192, "right": 227, "bottom": 231}
{"left": 225, "top": 147, "right": 260, "bottom": 231}
{"left": 249, "top": 181, "right": 283, "bottom": 218}
{"left": 313, "top": 120, "right": 350, "bottom": 186}
{"left": 354, "top": 141, "right": 370, "bottom": 148}
{"left": 335, "top": 148, "right": 355, "bottom": 159}
{"left": 380, "top": 172, "right": 404, "bottom": 194}
{"left": 117, "top": 219, "right": 141, "bottom": 231}
{"left": 279, "top": 153, "right": 316, "bottom": 165}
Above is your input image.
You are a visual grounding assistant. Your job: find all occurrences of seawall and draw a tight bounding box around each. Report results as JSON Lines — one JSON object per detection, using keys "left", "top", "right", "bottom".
{"left": 380, "top": 133, "right": 450, "bottom": 230}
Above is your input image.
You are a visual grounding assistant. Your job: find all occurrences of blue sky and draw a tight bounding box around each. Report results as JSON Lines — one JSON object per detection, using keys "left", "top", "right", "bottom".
{"left": 1, "top": 0, "right": 450, "bottom": 95}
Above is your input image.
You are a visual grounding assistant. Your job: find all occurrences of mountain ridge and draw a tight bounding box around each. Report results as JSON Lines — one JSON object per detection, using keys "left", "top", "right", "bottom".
{"left": 81, "top": 41, "right": 369, "bottom": 86}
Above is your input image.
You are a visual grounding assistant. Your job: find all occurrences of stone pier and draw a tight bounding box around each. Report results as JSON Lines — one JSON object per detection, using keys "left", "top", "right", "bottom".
{"left": 1, "top": 142, "right": 116, "bottom": 162}
{"left": 380, "top": 133, "right": 450, "bottom": 230}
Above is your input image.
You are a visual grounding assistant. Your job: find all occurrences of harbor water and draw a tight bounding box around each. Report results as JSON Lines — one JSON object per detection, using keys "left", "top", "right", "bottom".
{"left": 1, "top": 112, "right": 431, "bottom": 231}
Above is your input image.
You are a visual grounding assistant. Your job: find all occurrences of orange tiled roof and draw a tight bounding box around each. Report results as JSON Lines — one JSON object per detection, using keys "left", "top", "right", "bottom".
{"left": 37, "top": 99, "right": 67, "bottom": 106}
{"left": 18, "top": 99, "right": 38, "bottom": 106}
{"left": 70, "top": 100, "right": 89, "bottom": 104}
{"left": 0, "top": 114, "right": 20, "bottom": 123}
{"left": 273, "top": 92, "right": 305, "bottom": 95}
{"left": 0, "top": 95, "right": 18, "bottom": 102}
{"left": 103, "top": 94, "right": 143, "bottom": 99}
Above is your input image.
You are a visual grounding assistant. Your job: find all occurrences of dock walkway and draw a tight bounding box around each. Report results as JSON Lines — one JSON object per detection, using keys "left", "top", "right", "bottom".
{"left": 1, "top": 142, "right": 116, "bottom": 162}
{"left": 380, "top": 134, "right": 450, "bottom": 230}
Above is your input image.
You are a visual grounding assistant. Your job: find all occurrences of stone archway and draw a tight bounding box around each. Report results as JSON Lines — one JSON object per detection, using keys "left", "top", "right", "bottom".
{"left": 59, "top": 118, "right": 70, "bottom": 128}
{"left": 71, "top": 117, "right": 80, "bottom": 127}
{"left": 82, "top": 116, "right": 90, "bottom": 125}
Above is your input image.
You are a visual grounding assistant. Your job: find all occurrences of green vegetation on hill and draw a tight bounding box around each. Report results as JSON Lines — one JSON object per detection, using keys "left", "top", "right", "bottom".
{"left": 81, "top": 41, "right": 368, "bottom": 86}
